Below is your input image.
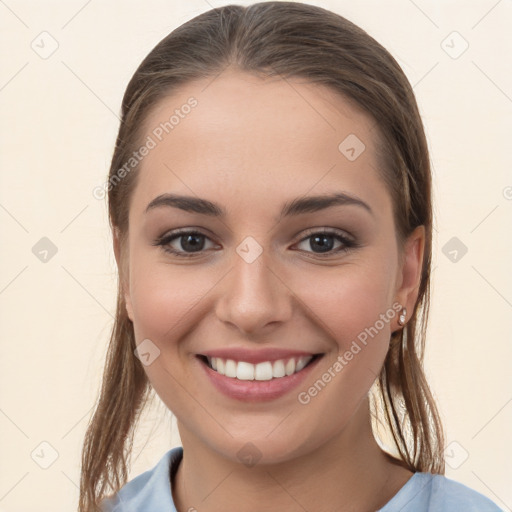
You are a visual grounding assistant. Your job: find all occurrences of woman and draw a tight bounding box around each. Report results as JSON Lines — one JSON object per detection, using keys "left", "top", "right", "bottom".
{"left": 79, "top": 2, "right": 503, "bottom": 511}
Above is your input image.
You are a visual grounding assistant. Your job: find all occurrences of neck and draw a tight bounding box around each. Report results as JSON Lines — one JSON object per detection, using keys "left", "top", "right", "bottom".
{"left": 172, "top": 397, "right": 413, "bottom": 512}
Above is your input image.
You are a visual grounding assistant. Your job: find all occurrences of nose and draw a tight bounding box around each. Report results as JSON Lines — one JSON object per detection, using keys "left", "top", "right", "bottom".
{"left": 215, "top": 250, "right": 293, "bottom": 336}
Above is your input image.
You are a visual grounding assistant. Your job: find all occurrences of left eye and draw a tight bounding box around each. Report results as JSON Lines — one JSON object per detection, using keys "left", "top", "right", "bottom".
{"left": 294, "top": 231, "right": 355, "bottom": 255}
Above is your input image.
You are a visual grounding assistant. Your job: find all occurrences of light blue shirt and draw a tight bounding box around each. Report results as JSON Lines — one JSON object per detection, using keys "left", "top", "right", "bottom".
{"left": 101, "top": 447, "right": 503, "bottom": 511}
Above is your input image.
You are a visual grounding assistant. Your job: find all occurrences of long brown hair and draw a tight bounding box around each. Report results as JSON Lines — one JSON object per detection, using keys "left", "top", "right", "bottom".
{"left": 79, "top": 2, "right": 444, "bottom": 510}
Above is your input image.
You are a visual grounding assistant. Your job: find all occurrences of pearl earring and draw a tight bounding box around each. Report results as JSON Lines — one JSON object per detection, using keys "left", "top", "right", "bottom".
{"left": 398, "top": 307, "right": 407, "bottom": 326}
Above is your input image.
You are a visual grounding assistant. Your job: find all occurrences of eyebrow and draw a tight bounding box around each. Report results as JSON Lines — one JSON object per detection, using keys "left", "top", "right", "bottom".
{"left": 145, "top": 192, "right": 374, "bottom": 219}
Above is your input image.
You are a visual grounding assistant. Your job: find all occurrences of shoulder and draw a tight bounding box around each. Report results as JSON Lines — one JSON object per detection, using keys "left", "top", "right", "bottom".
{"left": 100, "top": 446, "right": 183, "bottom": 512}
{"left": 380, "top": 472, "right": 503, "bottom": 511}
{"left": 427, "top": 474, "right": 503, "bottom": 511}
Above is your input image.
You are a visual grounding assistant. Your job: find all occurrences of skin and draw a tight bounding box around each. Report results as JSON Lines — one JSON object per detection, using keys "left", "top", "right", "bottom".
{"left": 114, "top": 69, "right": 425, "bottom": 512}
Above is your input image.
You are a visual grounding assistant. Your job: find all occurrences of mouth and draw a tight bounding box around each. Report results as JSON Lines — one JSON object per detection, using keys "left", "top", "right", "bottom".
{"left": 197, "top": 354, "right": 323, "bottom": 381}
{"left": 195, "top": 347, "right": 325, "bottom": 401}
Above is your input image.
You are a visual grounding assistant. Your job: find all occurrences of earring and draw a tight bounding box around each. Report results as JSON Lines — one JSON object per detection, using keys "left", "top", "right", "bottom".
{"left": 398, "top": 307, "right": 407, "bottom": 326}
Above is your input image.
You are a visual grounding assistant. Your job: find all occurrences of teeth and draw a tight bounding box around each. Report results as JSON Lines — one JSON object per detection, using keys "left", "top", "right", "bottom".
{"left": 255, "top": 361, "right": 273, "bottom": 381}
{"left": 272, "top": 359, "right": 285, "bottom": 378}
{"left": 225, "top": 359, "right": 237, "bottom": 378}
{"left": 295, "top": 356, "right": 310, "bottom": 372}
{"left": 207, "top": 355, "right": 314, "bottom": 380}
{"left": 285, "top": 358, "right": 295, "bottom": 376}
{"left": 237, "top": 361, "right": 254, "bottom": 380}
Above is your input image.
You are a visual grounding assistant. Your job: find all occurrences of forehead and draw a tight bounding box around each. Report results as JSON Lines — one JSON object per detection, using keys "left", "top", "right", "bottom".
{"left": 131, "top": 70, "right": 390, "bottom": 219}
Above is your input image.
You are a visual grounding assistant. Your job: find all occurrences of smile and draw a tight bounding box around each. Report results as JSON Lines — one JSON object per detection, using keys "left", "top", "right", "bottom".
{"left": 204, "top": 355, "right": 320, "bottom": 381}
{"left": 196, "top": 350, "right": 324, "bottom": 401}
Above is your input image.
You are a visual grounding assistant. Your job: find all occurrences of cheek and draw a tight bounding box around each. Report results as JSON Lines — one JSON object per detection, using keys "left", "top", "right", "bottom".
{"left": 128, "top": 249, "right": 211, "bottom": 344}
{"left": 294, "top": 261, "right": 396, "bottom": 351}
{"left": 290, "top": 263, "right": 396, "bottom": 438}
{"left": 127, "top": 255, "right": 216, "bottom": 402}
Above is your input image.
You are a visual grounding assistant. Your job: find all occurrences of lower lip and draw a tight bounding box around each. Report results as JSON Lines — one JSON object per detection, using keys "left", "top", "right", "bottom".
{"left": 198, "top": 356, "right": 323, "bottom": 402}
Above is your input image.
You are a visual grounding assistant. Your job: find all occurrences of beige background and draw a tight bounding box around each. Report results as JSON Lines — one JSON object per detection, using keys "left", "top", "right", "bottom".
{"left": 1, "top": 0, "right": 511, "bottom": 510}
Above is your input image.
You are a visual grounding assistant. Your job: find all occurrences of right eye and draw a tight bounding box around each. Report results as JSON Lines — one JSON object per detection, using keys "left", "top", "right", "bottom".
{"left": 153, "top": 229, "right": 218, "bottom": 257}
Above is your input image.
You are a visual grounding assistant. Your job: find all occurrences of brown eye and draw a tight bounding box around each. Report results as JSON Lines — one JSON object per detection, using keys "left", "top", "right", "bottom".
{"left": 154, "top": 230, "right": 217, "bottom": 257}
{"left": 295, "top": 230, "right": 357, "bottom": 256}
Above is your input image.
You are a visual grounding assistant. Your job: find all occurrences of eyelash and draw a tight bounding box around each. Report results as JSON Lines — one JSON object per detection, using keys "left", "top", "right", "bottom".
{"left": 153, "top": 228, "right": 358, "bottom": 258}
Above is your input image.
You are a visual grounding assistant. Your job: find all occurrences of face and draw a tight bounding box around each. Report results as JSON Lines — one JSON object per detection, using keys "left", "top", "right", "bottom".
{"left": 117, "top": 70, "right": 423, "bottom": 465}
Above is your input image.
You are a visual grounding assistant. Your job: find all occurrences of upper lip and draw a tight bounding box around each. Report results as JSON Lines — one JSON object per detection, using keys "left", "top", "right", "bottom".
{"left": 198, "top": 348, "right": 320, "bottom": 364}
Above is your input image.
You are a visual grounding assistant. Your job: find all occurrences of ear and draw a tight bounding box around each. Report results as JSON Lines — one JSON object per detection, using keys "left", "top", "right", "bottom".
{"left": 393, "top": 225, "right": 425, "bottom": 330}
{"left": 113, "top": 227, "right": 134, "bottom": 322}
